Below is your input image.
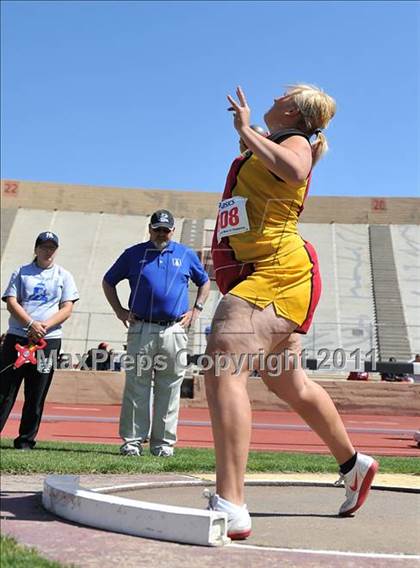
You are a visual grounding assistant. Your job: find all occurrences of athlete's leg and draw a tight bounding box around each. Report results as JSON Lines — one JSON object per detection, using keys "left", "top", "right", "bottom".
{"left": 260, "top": 333, "right": 355, "bottom": 464}
{"left": 205, "top": 295, "right": 296, "bottom": 506}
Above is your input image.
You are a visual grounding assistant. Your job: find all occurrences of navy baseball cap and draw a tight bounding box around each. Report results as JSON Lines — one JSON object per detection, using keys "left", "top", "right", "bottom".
{"left": 150, "top": 209, "right": 175, "bottom": 230}
{"left": 35, "top": 231, "right": 59, "bottom": 247}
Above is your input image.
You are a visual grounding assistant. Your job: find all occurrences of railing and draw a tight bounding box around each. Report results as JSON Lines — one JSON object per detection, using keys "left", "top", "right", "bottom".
{"left": 1, "top": 308, "right": 419, "bottom": 363}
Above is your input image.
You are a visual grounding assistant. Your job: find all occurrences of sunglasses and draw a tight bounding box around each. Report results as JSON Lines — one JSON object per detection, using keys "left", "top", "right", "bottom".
{"left": 151, "top": 227, "right": 171, "bottom": 234}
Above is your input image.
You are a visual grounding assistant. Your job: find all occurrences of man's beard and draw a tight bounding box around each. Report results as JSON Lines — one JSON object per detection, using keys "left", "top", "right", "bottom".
{"left": 154, "top": 239, "right": 169, "bottom": 251}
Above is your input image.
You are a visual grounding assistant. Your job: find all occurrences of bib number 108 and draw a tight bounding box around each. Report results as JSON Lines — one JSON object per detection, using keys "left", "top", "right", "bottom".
{"left": 219, "top": 207, "right": 239, "bottom": 229}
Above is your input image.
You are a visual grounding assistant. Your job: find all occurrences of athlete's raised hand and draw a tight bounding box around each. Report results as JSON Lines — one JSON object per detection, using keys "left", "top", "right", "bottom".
{"left": 227, "top": 86, "right": 251, "bottom": 134}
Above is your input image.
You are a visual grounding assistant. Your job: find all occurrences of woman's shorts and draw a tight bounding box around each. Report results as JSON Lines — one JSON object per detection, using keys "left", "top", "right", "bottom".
{"left": 229, "top": 241, "right": 321, "bottom": 334}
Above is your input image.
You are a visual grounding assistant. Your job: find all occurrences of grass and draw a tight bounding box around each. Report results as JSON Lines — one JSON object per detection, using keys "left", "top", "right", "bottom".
{"left": 1, "top": 439, "right": 418, "bottom": 475}
{"left": 0, "top": 535, "right": 71, "bottom": 568}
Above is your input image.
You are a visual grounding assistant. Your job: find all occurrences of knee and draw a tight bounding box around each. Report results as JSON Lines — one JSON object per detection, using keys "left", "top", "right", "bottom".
{"left": 204, "top": 335, "right": 240, "bottom": 382}
{"left": 263, "top": 375, "right": 294, "bottom": 401}
{"left": 264, "top": 380, "right": 306, "bottom": 409}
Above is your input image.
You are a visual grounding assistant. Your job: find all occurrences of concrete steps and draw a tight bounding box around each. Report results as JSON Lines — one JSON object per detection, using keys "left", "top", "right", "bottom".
{"left": 369, "top": 225, "right": 411, "bottom": 360}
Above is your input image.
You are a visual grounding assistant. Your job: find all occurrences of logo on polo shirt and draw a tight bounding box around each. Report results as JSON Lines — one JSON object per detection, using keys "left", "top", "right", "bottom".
{"left": 172, "top": 258, "right": 182, "bottom": 267}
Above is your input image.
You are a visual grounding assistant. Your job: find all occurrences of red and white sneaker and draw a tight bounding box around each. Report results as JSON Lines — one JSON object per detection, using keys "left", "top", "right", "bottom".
{"left": 204, "top": 490, "right": 252, "bottom": 540}
{"left": 336, "top": 453, "right": 379, "bottom": 517}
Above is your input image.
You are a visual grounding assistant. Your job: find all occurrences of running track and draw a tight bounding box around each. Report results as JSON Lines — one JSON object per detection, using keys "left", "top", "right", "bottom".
{"left": 3, "top": 402, "right": 419, "bottom": 456}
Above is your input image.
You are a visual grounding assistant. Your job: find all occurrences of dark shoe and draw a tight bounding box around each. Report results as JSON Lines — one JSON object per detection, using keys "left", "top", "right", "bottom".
{"left": 13, "top": 439, "right": 35, "bottom": 450}
{"left": 14, "top": 444, "right": 33, "bottom": 450}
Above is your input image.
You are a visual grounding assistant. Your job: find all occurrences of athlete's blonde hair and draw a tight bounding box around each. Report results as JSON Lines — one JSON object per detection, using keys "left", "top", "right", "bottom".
{"left": 285, "top": 84, "right": 336, "bottom": 165}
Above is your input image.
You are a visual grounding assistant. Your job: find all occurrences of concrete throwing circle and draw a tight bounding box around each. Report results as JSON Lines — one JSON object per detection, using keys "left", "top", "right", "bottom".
{"left": 105, "top": 480, "right": 420, "bottom": 556}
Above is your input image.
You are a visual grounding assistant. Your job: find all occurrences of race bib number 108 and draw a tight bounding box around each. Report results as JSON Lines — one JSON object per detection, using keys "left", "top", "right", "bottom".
{"left": 217, "top": 196, "right": 250, "bottom": 243}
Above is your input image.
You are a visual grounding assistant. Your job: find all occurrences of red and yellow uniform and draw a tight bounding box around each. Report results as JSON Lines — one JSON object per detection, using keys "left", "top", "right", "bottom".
{"left": 212, "top": 129, "right": 321, "bottom": 333}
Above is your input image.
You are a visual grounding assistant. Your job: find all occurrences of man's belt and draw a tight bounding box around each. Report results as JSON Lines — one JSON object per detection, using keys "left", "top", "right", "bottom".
{"left": 133, "top": 316, "right": 183, "bottom": 327}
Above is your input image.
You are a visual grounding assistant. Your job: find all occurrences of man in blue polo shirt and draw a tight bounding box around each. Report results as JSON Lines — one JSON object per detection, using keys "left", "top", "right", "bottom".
{"left": 103, "top": 209, "right": 210, "bottom": 457}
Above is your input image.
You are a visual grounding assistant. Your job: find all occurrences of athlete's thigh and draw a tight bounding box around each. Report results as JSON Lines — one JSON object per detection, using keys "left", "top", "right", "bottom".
{"left": 208, "top": 294, "right": 297, "bottom": 357}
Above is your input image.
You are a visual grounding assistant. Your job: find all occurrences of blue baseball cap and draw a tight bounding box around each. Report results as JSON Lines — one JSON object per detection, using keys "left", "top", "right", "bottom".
{"left": 35, "top": 231, "right": 59, "bottom": 247}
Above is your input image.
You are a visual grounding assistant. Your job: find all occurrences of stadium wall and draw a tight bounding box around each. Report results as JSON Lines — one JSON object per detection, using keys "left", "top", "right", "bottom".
{"left": 2, "top": 179, "right": 419, "bottom": 224}
{"left": 13, "top": 370, "right": 420, "bottom": 416}
{"left": 1, "top": 180, "right": 418, "bottom": 360}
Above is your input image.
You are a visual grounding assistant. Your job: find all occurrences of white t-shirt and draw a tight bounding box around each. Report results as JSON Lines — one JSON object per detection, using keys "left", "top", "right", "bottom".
{"left": 2, "top": 262, "right": 79, "bottom": 338}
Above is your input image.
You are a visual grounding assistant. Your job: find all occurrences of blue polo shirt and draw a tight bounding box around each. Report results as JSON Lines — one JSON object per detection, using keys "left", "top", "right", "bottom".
{"left": 104, "top": 241, "right": 209, "bottom": 320}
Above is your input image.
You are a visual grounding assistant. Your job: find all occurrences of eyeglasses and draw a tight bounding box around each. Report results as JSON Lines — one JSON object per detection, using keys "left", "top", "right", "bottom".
{"left": 151, "top": 227, "right": 171, "bottom": 234}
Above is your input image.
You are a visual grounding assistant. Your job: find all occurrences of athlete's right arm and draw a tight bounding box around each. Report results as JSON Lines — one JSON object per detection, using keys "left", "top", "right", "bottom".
{"left": 227, "top": 86, "right": 312, "bottom": 186}
{"left": 238, "top": 128, "right": 312, "bottom": 186}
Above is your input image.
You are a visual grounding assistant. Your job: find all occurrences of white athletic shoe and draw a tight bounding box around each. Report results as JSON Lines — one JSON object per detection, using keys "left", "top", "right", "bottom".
{"left": 335, "top": 453, "right": 379, "bottom": 517}
{"left": 413, "top": 430, "right": 420, "bottom": 448}
{"left": 120, "top": 441, "right": 143, "bottom": 456}
{"left": 204, "top": 490, "right": 252, "bottom": 540}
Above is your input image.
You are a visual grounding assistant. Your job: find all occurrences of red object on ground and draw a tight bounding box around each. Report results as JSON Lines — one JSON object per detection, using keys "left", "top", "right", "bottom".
{"left": 347, "top": 372, "right": 370, "bottom": 381}
{"left": 14, "top": 338, "right": 47, "bottom": 368}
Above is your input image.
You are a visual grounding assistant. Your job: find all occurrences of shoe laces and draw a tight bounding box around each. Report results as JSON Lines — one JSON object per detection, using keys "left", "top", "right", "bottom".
{"left": 334, "top": 473, "right": 345, "bottom": 487}
{"left": 122, "top": 440, "right": 142, "bottom": 449}
{"left": 203, "top": 488, "right": 217, "bottom": 509}
{"left": 334, "top": 472, "right": 356, "bottom": 499}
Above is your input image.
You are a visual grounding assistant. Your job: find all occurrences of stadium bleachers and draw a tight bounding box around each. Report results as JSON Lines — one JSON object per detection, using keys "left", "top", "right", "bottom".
{"left": 369, "top": 225, "right": 412, "bottom": 360}
{"left": 391, "top": 225, "right": 420, "bottom": 356}
{"left": 1, "top": 210, "right": 151, "bottom": 353}
{"left": 334, "top": 224, "right": 377, "bottom": 355}
{"left": 1, "top": 194, "right": 418, "bottom": 362}
{"left": 298, "top": 223, "right": 340, "bottom": 357}
{"left": 298, "top": 223, "right": 377, "bottom": 359}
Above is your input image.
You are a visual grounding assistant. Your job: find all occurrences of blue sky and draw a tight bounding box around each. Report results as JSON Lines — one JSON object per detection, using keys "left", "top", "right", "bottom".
{"left": 1, "top": 1, "right": 419, "bottom": 197}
